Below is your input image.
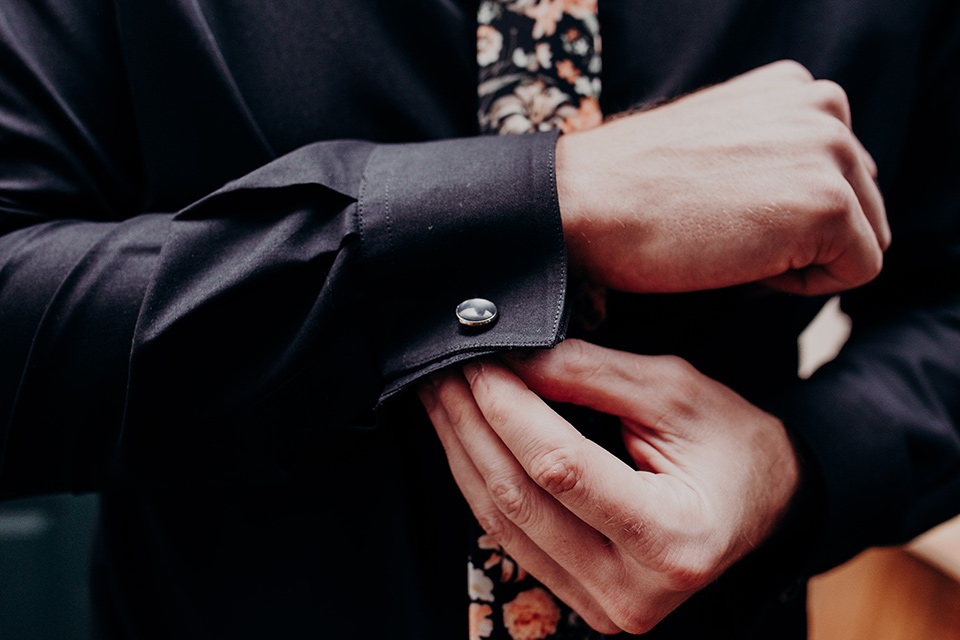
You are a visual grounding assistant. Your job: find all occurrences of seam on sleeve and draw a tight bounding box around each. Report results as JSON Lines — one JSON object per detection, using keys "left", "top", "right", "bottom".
{"left": 356, "top": 146, "right": 375, "bottom": 264}
{"left": 383, "top": 155, "right": 395, "bottom": 273}
{"left": 547, "top": 136, "right": 567, "bottom": 339}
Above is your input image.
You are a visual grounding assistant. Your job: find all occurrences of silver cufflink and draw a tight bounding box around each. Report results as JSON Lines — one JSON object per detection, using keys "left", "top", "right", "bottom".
{"left": 456, "top": 298, "right": 498, "bottom": 328}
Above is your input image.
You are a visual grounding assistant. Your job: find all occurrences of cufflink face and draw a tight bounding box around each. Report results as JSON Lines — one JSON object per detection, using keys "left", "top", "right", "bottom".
{"left": 456, "top": 298, "right": 498, "bottom": 328}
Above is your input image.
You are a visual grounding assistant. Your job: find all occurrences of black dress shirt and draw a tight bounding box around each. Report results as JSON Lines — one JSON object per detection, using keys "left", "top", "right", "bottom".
{"left": 0, "top": 0, "right": 958, "bottom": 638}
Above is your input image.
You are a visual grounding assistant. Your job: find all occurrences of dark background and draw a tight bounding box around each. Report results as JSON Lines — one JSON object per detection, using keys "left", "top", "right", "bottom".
{"left": 0, "top": 495, "right": 98, "bottom": 640}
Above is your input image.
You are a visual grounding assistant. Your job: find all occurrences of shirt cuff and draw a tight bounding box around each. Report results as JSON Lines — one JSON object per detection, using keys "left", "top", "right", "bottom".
{"left": 357, "top": 131, "right": 568, "bottom": 402}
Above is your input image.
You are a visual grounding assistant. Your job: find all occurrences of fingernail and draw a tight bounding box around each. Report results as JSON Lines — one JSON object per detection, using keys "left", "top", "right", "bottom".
{"left": 462, "top": 359, "right": 482, "bottom": 384}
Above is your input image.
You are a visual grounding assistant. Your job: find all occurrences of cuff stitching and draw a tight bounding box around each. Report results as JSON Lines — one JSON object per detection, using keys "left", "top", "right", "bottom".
{"left": 546, "top": 135, "right": 567, "bottom": 339}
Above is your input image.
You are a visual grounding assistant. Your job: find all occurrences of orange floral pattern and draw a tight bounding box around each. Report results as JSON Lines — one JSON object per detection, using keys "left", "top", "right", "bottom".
{"left": 468, "top": 531, "right": 606, "bottom": 638}
{"left": 469, "top": 561, "right": 496, "bottom": 603}
{"left": 503, "top": 589, "right": 562, "bottom": 640}
{"left": 470, "top": 603, "right": 495, "bottom": 640}
{"left": 477, "top": 25, "right": 504, "bottom": 67}
{"left": 477, "top": 0, "right": 601, "bottom": 135}
{"left": 523, "top": 0, "right": 564, "bottom": 38}
{"left": 555, "top": 59, "right": 581, "bottom": 84}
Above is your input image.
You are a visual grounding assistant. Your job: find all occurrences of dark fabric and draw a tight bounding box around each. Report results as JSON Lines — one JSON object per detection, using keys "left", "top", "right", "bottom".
{"left": 0, "top": 1, "right": 567, "bottom": 494}
{"left": 0, "top": 0, "right": 956, "bottom": 638}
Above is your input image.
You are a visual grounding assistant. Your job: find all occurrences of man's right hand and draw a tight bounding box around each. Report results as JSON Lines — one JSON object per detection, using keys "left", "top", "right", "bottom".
{"left": 557, "top": 60, "right": 890, "bottom": 295}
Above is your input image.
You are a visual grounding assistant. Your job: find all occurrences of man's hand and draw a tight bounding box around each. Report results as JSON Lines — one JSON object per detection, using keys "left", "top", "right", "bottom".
{"left": 558, "top": 60, "right": 890, "bottom": 295}
{"left": 418, "top": 340, "right": 800, "bottom": 635}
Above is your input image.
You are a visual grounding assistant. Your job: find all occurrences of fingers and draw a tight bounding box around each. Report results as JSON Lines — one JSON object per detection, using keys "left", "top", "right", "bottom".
{"left": 460, "top": 359, "right": 687, "bottom": 566}
{"left": 419, "top": 378, "right": 622, "bottom": 633}
{"left": 801, "top": 77, "right": 877, "bottom": 177}
{"left": 807, "top": 79, "right": 854, "bottom": 129}
{"left": 806, "top": 81, "right": 889, "bottom": 254}
{"left": 800, "top": 79, "right": 889, "bottom": 257}
{"left": 765, "top": 62, "right": 890, "bottom": 266}
{"left": 503, "top": 340, "right": 799, "bottom": 564}
{"left": 715, "top": 61, "right": 890, "bottom": 294}
{"left": 419, "top": 379, "right": 623, "bottom": 634}
{"left": 810, "top": 83, "right": 889, "bottom": 258}
{"left": 422, "top": 367, "right": 693, "bottom": 633}
{"left": 847, "top": 143, "right": 890, "bottom": 249}
{"left": 504, "top": 340, "right": 706, "bottom": 444}
{"left": 503, "top": 340, "right": 773, "bottom": 479}
{"left": 419, "top": 354, "right": 764, "bottom": 633}
{"left": 433, "top": 371, "right": 617, "bottom": 578}
{"left": 852, "top": 134, "right": 878, "bottom": 179}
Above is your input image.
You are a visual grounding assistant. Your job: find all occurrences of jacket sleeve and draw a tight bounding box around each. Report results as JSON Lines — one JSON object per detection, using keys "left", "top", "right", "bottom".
{"left": 0, "top": 2, "right": 567, "bottom": 496}
{"left": 773, "top": 0, "right": 960, "bottom": 575}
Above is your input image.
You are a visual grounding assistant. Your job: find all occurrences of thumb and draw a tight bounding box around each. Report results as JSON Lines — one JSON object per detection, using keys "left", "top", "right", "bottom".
{"left": 503, "top": 340, "right": 700, "bottom": 433}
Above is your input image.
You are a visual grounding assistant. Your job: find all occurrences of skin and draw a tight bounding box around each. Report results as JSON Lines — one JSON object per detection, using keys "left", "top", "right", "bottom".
{"left": 420, "top": 342, "right": 799, "bottom": 634}
{"left": 558, "top": 60, "right": 889, "bottom": 294}
{"left": 419, "top": 60, "right": 888, "bottom": 633}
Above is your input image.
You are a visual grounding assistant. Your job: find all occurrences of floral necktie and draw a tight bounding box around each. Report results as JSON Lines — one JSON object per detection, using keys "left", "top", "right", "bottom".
{"left": 470, "top": 4, "right": 606, "bottom": 639}
{"left": 477, "top": 0, "right": 602, "bottom": 135}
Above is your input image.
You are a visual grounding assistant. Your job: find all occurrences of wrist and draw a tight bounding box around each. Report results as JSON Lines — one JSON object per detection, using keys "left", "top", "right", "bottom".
{"left": 556, "top": 130, "right": 621, "bottom": 290}
{"left": 555, "top": 133, "right": 591, "bottom": 259}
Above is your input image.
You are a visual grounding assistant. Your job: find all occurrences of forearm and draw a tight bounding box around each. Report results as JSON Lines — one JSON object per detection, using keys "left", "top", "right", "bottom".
{"left": 0, "top": 131, "right": 572, "bottom": 496}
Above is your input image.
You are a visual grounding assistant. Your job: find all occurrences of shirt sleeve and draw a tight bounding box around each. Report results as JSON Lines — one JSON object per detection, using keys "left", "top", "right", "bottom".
{"left": 771, "top": 0, "right": 960, "bottom": 575}
{"left": 0, "top": 2, "right": 567, "bottom": 497}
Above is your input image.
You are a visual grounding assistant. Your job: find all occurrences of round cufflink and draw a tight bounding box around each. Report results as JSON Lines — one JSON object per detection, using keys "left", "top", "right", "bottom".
{"left": 456, "top": 298, "right": 498, "bottom": 328}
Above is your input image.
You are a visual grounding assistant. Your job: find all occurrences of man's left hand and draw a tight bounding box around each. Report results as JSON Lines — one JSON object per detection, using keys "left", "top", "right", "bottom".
{"left": 417, "top": 340, "right": 800, "bottom": 635}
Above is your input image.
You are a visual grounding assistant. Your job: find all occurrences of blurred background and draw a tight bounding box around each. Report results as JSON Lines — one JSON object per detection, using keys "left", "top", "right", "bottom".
{"left": 0, "top": 493, "right": 97, "bottom": 640}
{"left": 0, "top": 298, "right": 957, "bottom": 639}
{"left": 799, "top": 298, "right": 960, "bottom": 640}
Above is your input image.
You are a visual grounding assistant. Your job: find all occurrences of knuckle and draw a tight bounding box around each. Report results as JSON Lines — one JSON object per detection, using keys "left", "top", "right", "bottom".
{"left": 557, "top": 339, "right": 595, "bottom": 377}
{"left": 559, "top": 337, "right": 590, "bottom": 359}
{"left": 570, "top": 598, "right": 623, "bottom": 635}
{"left": 475, "top": 506, "right": 511, "bottom": 543}
{"left": 815, "top": 177, "right": 856, "bottom": 224}
{"left": 872, "top": 250, "right": 884, "bottom": 278}
{"left": 543, "top": 340, "right": 598, "bottom": 402}
{"left": 653, "top": 356, "right": 701, "bottom": 407}
{"left": 819, "top": 116, "right": 851, "bottom": 148}
{"left": 812, "top": 79, "right": 851, "bottom": 118}
{"left": 476, "top": 386, "right": 505, "bottom": 419}
{"left": 819, "top": 119, "right": 858, "bottom": 171}
{"left": 582, "top": 610, "right": 623, "bottom": 636}
{"left": 529, "top": 446, "right": 584, "bottom": 498}
{"left": 620, "top": 512, "right": 666, "bottom": 560}
{"left": 772, "top": 59, "right": 814, "bottom": 82}
{"left": 444, "top": 400, "right": 473, "bottom": 431}
{"left": 656, "top": 354, "right": 697, "bottom": 381}
{"left": 589, "top": 567, "right": 655, "bottom": 633}
{"left": 662, "top": 552, "right": 717, "bottom": 592}
{"left": 859, "top": 245, "right": 884, "bottom": 282}
{"left": 880, "top": 228, "right": 893, "bottom": 252}
{"left": 605, "top": 600, "right": 657, "bottom": 636}
{"left": 593, "top": 621, "right": 625, "bottom": 636}
{"left": 488, "top": 475, "right": 532, "bottom": 525}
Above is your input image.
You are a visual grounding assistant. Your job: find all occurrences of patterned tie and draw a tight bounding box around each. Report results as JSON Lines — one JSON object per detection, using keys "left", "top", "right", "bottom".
{"left": 477, "top": 0, "right": 602, "bottom": 135}
{"left": 470, "top": 4, "right": 605, "bottom": 639}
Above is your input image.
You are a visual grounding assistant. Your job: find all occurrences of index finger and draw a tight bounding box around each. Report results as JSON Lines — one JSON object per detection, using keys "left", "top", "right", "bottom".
{"left": 462, "top": 359, "right": 672, "bottom": 562}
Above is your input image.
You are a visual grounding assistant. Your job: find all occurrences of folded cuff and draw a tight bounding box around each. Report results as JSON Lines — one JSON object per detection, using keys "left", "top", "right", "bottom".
{"left": 357, "top": 131, "right": 568, "bottom": 401}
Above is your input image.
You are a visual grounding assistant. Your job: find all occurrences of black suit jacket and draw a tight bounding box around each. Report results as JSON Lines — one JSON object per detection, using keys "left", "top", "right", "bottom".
{"left": 0, "top": 0, "right": 958, "bottom": 637}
